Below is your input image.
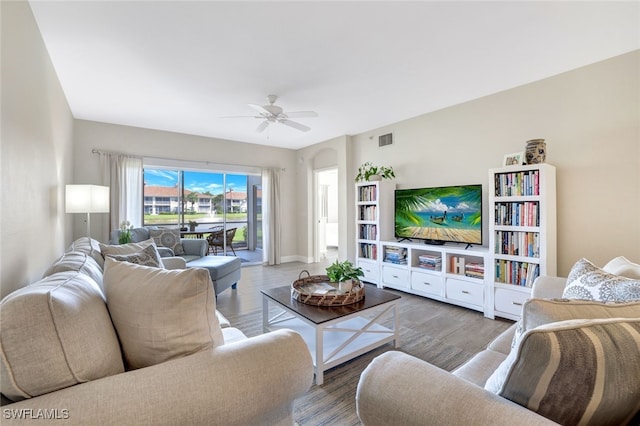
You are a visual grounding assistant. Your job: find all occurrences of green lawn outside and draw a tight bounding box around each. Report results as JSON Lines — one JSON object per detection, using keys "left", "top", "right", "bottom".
{"left": 143, "top": 213, "right": 247, "bottom": 224}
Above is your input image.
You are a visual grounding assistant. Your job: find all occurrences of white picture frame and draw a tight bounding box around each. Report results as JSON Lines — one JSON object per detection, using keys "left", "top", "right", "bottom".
{"left": 503, "top": 152, "right": 524, "bottom": 167}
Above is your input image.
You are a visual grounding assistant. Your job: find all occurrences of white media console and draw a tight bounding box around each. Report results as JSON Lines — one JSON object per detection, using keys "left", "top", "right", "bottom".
{"left": 355, "top": 163, "right": 556, "bottom": 320}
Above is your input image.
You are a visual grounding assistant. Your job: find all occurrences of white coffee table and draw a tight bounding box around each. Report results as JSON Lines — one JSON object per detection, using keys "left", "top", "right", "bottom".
{"left": 261, "top": 285, "right": 400, "bottom": 385}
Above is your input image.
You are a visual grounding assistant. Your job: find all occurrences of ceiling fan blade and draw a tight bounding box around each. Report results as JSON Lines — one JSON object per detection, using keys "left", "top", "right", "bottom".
{"left": 248, "top": 103, "right": 270, "bottom": 116}
{"left": 280, "top": 119, "right": 310, "bottom": 132}
{"left": 256, "top": 120, "right": 269, "bottom": 133}
{"left": 284, "top": 111, "right": 318, "bottom": 118}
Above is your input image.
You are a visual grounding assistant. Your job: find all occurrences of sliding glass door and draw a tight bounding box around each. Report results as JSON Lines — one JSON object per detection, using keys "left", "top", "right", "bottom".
{"left": 143, "top": 167, "right": 259, "bottom": 257}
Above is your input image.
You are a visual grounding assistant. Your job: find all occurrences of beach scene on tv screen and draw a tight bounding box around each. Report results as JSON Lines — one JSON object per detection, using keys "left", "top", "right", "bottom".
{"left": 395, "top": 185, "right": 482, "bottom": 244}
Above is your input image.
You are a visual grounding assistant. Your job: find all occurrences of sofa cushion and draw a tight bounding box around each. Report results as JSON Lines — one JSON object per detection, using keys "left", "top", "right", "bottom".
{"left": 42, "top": 251, "right": 105, "bottom": 291}
{"left": 486, "top": 323, "right": 517, "bottom": 355}
{"left": 452, "top": 350, "right": 507, "bottom": 387}
{"left": 603, "top": 256, "right": 640, "bottom": 279}
{"left": 65, "top": 237, "right": 105, "bottom": 269}
{"left": 485, "top": 318, "right": 640, "bottom": 426}
{"left": 0, "top": 272, "right": 124, "bottom": 401}
{"left": 513, "top": 298, "right": 640, "bottom": 348}
{"left": 149, "top": 228, "right": 185, "bottom": 256}
{"left": 99, "top": 239, "right": 164, "bottom": 267}
{"left": 563, "top": 258, "right": 640, "bottom": 302}
{"left": 103, "top": 258, "right": 223, "bottom": 370}
{"left": 104, "top": 244, "right": 164, "bottom": 268}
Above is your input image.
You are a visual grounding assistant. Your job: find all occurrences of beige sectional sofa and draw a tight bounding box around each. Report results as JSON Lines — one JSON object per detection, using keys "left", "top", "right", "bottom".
{"left": 1, "top": 237, "right": 313, "bottom": 425}
{"left": 356, "top": 258, "right": 640, "bottom": 425}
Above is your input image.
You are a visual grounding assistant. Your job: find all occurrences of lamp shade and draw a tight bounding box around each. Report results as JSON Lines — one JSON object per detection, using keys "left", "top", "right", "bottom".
{"left": 65, "top": 185, "right": 110, "bottom": 213}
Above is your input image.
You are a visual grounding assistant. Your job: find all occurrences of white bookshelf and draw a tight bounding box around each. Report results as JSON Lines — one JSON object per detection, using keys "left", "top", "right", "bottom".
{"left": 487, "top": 163, "right": 557, "bottom": 320}
{"left": 355, "top": 181, "right": 395, "bottom": 285}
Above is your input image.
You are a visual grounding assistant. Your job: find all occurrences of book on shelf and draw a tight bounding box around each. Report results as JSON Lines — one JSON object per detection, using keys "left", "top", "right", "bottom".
{"left": 359, "top": 224, "right": 378, "bottom": 240}
{"left": 417, "top": 254, "right": 442, "bottom": 271}
{"left": 494, "top": 170, "right": 540, "bottom": 197}
{"left": 384, "top": 246, "right": 407, "bottom": 264}
{"left": 359, "top": 205, "right": 377, "bottom": 221}
{"left": 494, "top": 201, "right": 540, "bottom": 227}
{"left": 359, "top": 243, "right": 377, "bottom": 260}
{"left": 495, "top": 231, "right": 539, "bottom": 257}
{"left": 494, "top": 260, "right": 539, "bottom": 287}
{"left": 358, "top": 185, "right": 378, "bottom": 202}
{"left": 465, "top": 262, "right": 484, "bottom": 279}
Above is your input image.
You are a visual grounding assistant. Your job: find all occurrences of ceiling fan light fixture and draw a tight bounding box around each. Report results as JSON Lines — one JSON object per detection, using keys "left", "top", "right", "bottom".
{"left": 223, "top": 94, "right": 318, "bottom": 133}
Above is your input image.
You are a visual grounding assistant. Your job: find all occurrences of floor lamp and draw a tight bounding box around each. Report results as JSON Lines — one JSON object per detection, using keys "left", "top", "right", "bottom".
{"left": 65, "top": 185, "right": 110, "bottom": 239}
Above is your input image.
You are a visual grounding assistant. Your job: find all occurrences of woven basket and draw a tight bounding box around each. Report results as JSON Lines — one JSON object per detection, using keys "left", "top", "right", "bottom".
{"left": 291, "top": 270, "right": 365, "bottom": 306}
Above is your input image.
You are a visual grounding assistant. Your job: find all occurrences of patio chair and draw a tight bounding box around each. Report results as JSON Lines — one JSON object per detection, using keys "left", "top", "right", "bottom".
{"left": 207, "top": 227, "right": 237, "bottom": 256}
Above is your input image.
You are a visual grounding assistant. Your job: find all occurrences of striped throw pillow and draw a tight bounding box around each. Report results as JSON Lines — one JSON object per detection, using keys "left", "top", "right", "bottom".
{"left": 486, "top": 318, "right": 640, "bottom": 426}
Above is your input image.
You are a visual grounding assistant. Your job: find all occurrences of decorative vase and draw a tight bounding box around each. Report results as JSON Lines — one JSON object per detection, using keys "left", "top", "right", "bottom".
{"left": 189, "top": 223, "right": 196, "bottom": 231}
{"left": 338, "top": 280, "right": 353, "bottom": 292}
{"left": 525, "top": 139, "right": 546, "bottom": 164}
{"left": 367, "top": 174, "right": 382, "bottom": 181}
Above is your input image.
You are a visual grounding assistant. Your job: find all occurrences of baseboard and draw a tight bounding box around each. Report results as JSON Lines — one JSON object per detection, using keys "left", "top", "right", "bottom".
{"left": 281, "top": 255, "right": 313, "bottom": 264}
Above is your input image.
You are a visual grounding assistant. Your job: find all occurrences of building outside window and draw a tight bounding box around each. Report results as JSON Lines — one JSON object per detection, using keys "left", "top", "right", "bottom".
{"left": 142, "top": 168, "right": 261, "bottom": 254}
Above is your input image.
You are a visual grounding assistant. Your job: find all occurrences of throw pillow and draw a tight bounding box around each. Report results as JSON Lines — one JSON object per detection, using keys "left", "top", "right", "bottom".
{"left": 603, "top": 256, "right": 640, "bottom": 280}
{"left": 0, "top": 272, "right": 124, "bottom": 401}
{"left": 103, "top": 258, "right": 223, "bottom": 369}
{"left": 512, "top": 298, "right": 640, "bottom": 348}
{"left": 563, "top": 258, "right": 640, "bottom": 302}
{"left": 486, "top": 318, "right": 640, "bottom": 426}
{"left": 99, "top": 239, "right": 164, "bottom": 267}
{"left": 105, "top": 244, "right": 165, "bottom": 268}
{"left": 149, "top": 228, "right": 185, "bottom": 256}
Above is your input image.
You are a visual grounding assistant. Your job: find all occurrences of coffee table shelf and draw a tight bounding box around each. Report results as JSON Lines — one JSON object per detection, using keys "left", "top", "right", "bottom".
{"left": 261, "top": 285, "right": 400, "bottom": 385}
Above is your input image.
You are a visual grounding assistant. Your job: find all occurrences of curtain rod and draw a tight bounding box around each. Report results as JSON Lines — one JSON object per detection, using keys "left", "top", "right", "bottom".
{"left": 91, "top": 148, "right": 284, "bottom": 172}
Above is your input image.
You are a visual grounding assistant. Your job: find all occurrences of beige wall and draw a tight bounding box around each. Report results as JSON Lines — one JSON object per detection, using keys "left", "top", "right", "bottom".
{"left": 1, "top": 0, "right": 75, "bottom": 298}
{"left": 347, "top": 51, "right": 640, "bottom": 276}
{"left": 72, "top": 120, "right": 299, "bottom": 259}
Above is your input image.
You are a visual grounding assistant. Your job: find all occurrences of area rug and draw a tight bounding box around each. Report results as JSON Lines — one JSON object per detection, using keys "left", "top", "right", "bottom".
{"left": 225, "top": 309, "right": 481, "bottom": 426}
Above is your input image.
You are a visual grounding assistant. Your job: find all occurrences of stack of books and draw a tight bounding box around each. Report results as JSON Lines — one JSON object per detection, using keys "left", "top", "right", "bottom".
{"left": 418, "top": 254, "right": 441, "bottom": 271}
{"left": 384, "top": 246, "right": 407, "bottom": 265}
{"left": 465, "top": 262, "right": 485, "bottom": 279}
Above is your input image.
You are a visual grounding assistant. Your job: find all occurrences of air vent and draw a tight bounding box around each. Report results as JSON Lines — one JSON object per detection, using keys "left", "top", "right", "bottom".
{"left": 378, "top": 133, "right": 393, "bottom": 147}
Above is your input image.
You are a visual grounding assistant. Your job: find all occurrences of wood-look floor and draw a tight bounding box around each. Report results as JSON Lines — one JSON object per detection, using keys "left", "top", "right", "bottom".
{"left": 215, "top": 257, "right": 514, "bottom": 426}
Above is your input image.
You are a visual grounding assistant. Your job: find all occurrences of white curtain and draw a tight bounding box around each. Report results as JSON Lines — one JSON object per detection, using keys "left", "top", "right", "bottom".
{"left": 100, "top": 152, "right": 143, "bottom": 233}
{"left": 262, "top": 167, "right": 281, "bottom": 265}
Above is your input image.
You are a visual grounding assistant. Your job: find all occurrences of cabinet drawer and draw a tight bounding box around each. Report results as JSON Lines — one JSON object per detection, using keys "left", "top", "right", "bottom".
{"left": 411, "top": 271, "right": 444, "bottom": 296}
{"left": 358, "top": 260, "right": 379, "bottom": 282}
{"left": 382, "top": 265, "right": 410, "bottom": 289}
{"left": 495, "top": 288, "right": 530, "bottom": 316}
{"left": 446, "top": 278, "right": 483, "bottom": 306}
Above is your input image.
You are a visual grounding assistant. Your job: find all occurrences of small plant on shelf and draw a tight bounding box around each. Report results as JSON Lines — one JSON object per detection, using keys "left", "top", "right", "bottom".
{"left": 188, "top": 220, "right": 198, "bottom": 231}
{"left": 355, "top": 162, "right": 395, "bottom": 182}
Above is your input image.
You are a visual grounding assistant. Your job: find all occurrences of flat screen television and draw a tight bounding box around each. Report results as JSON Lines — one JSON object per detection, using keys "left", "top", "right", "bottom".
{"left": 394, "top": 184, "right": 483, "bottom": 246}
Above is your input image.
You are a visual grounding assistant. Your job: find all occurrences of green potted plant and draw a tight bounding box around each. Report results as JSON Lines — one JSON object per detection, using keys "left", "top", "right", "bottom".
{"left": 355, "top": 162, "right": 395, "bottom": 182}
{"left": 188, "top": 220, "right": 198, "bottom": 231}
{"left": 326, "top": 260, "right": 364, "bottom": 292}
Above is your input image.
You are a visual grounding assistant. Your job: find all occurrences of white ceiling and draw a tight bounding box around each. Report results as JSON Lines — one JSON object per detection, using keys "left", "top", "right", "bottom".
{"left": 29, "top": 1, "right": 639, "bottom": 150}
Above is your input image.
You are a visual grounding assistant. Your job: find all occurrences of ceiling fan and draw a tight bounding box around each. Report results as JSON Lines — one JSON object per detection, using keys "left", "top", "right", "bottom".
{"left": 223, "top": 95, "right": 318, "bottom": 133}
